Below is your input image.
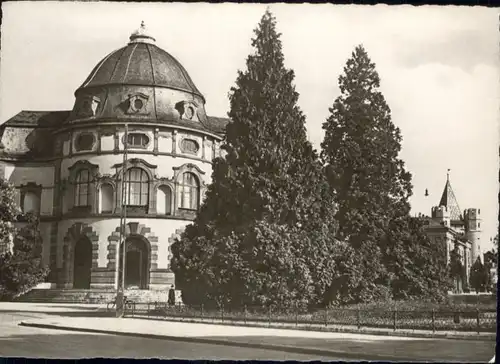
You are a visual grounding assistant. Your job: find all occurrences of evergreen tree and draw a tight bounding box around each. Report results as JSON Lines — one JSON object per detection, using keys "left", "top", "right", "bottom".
{"left": 171, "top": 10, "right": 340, "bottom": 308}
{"left": 321, "top": 45, "right": 434, "bottom": 303}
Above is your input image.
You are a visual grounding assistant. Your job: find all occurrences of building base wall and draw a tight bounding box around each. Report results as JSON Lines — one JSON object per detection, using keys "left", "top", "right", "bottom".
{"left": 52, "top": 268, "right": 175, "bottom": 290}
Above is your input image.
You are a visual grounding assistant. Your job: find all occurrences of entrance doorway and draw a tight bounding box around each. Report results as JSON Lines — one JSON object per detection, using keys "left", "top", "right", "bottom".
{"left": 121, "top": 238, "right": 149, "bottom": 289}
{"left": 73, "top": 237, "right": 92, "bottom": 289}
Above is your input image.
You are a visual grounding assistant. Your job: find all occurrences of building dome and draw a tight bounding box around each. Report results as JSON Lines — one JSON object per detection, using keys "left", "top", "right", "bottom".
{"left": 69, "top": 22, "right": 212, "bottom": 128}
{"left": 77, "top": 22, "right": 203, "bottom": 100}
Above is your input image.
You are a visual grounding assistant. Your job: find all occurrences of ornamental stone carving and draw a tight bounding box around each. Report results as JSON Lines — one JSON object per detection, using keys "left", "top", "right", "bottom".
{"left": 175, "top": 101, "right": 198, "bottom": 121}
{"left": 125, "top": 93, "right": 150, "bottom": 115}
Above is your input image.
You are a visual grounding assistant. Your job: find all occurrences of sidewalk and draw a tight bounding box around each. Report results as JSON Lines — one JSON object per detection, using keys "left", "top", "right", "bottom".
{"left": 19, "top": 316, "right": 495, "bottom": 362}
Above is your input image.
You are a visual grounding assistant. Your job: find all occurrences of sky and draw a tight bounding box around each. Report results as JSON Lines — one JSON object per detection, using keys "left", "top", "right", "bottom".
{"left": 1, "top": 2, "right": 498, "bottom": 251}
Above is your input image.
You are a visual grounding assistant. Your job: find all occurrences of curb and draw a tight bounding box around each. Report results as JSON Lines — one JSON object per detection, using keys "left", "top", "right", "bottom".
{"left": 125, "top": 315, "right": 496, "bottom": 342}
{"left": 18, "top": 321, "right": 427, "bottom": 362}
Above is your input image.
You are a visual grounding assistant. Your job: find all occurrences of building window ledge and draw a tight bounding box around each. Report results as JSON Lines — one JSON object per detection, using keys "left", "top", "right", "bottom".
{"left": 123, "top": 205, "right": 148, "bottom": 215}
{"left": 71, "top": 205, "right": 91, "bottom": 212}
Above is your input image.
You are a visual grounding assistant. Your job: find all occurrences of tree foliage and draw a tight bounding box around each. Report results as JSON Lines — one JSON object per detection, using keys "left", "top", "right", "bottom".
{"left": 0, "top": 178, "right": 49, "bottom": 300}
{"left": 483, "top": 248, "right": 497, "bottom": 292}
{"left": 469, "top": 256, "right": 489, "bottom": 293}
{"left": 386, "top": 216, "right": 451, "bottom": 301}
{"left": 0, "top": 179, "right": 19, "bottom": 249}
{"left": 449, "top": 246, "right": 466, "bottom": 293}
{"left": 171, "top": 10, "right": 341, "bottom": 308}
{"left": 321, "top": 45, "right": 448, "bottom": 303}
{"left": 0, "top": 212, "right": 49, "bottom": 300}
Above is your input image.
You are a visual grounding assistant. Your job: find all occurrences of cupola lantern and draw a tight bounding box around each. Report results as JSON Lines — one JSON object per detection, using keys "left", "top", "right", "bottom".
{"left": 129, "top": 21, "right": 156, "bottom": 44}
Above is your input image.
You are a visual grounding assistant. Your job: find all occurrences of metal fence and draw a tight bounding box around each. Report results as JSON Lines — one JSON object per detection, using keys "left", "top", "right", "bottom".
{"left": 119, "top": 302, "right": 497, "bottom": 334}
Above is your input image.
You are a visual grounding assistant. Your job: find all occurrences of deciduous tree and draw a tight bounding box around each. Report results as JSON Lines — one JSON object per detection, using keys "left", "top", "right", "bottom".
{"left": 386, "top": 216, "right": 451, "bottom": 302}
{"left": 0, "top": 180, "right": 48, "bottom": 300}
{"left": 470, "top": 256, "right": 488, "bottom": 293}
{"left": 0, "top": 179, "right": 19, "bottom": 250}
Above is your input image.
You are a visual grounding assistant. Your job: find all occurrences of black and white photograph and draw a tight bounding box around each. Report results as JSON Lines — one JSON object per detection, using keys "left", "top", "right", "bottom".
{"left": 0, "top": 2, "right": 497, "bottom": 362}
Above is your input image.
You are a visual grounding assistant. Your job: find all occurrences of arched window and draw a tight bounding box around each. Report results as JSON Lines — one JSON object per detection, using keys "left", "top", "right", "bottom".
{"left": 22, "top": 191, "right": 40, "bottom": 214}
{"left": 75, "top": 169, "right": 91, "bottom": 206}
{"left": 125, "top": 168, "right": 149, "bottom": 206}
{"left": 157, "top": 185, "right": 172, "bottom": 215}
{"left": 178, "top": 172, "right": 199, "bottom": 210}
{"left": 100, "top": 183, "right": 114, "bottom": 213}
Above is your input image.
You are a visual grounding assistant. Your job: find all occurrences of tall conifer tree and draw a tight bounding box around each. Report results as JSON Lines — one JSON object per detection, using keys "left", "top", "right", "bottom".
{"left": 321, "top": 45, "right": 414, "bottom": 302}
{"left": 172, "top": 10, "right": 339, "bottom": 307}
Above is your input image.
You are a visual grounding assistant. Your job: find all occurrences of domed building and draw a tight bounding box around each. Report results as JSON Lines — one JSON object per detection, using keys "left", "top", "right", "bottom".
{"left": 0, "top": 23, "right": 229, "bottom": 296}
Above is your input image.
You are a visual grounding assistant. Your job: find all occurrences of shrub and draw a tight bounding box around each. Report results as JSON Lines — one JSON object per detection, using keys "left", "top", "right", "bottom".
{"left": 0, "top": 213, "right": 49, "bottom": 300}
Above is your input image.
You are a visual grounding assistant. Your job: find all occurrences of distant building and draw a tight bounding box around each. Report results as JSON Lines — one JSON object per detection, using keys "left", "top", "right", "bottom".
{"left": 0, "top": 23, "right": 229, "bottom": 291}
{"left": 424, "top": 173, "right": 482, "bottom": 293}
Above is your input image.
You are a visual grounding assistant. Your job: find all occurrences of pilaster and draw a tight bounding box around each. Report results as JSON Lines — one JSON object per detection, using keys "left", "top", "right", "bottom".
{"left": 153, "top": 128, "right": 159, "bottom": 155}
{"left": 202, "top": 136, "right": 206, "bottom": 160}
{"left": 172, "top": 130, "right": 177, "bottom": 156}
{"left": 114, "top": 129, "right": 120, "bottom": 153}
{"left": 96, "top": 129, "right": 102, "bottom": 155}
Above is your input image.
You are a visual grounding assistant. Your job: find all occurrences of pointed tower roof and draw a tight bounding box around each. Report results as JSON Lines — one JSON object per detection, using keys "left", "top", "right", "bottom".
{"left": 438, "top": 170, "right": 462, "bottom": 220}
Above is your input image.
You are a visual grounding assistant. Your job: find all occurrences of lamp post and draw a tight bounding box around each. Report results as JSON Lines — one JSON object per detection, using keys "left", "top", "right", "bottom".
{"left": 116, "top": 124, "right": 129, "bottom": 318}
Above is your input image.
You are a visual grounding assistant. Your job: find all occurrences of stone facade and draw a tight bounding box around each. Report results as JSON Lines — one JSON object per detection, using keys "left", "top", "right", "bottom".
{"left": 0, "top": 23, "right": 229, "bottom": 291}
{"left": 423, "top": 174, "right": 482, "bottom": 293}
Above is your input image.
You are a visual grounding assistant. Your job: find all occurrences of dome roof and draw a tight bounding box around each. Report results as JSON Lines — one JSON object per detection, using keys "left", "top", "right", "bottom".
{"left": 76, "top": 22, "right": 204, "bottom": 101}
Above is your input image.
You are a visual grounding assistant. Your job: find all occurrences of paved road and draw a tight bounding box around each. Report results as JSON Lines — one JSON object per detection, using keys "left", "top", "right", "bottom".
{"left": 0, "top": 310, "right": 341, "bottom": 360}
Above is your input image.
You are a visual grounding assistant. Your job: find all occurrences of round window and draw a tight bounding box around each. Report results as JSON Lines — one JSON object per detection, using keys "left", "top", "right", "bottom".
{"left": 185, "top": 106, "right": 194, "bottom": 120}
{"left": 134, "top": 98, "right": 144, "bottom": 110}
{"left": 75, "top": 133, "right": 95, "bottom": 151}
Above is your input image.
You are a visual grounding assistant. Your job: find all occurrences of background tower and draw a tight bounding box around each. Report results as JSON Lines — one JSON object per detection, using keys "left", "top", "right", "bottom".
{"left": 464, "top": 208, "right": 482, "bottom": 265}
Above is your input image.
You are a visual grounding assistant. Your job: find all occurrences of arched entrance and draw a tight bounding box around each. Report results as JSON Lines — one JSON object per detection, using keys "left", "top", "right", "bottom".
{"left": 73, "top": 237, "right": 92, "bottom": 289}
{"left": 120, "top": 237, "right": 150, "bottom": 289}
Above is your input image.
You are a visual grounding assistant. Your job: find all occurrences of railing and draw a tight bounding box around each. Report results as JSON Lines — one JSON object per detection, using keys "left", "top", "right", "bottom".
{"left": 106, "top": 295, "right": 136, "bottom": 314}
{"left": 123, "top": 302, "right": 497, "bottom": 334}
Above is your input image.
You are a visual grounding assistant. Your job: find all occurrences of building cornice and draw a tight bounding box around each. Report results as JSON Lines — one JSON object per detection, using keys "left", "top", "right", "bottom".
{"left": 0, "top": 149, "right": 215, "bottom": 166}
{"left": 52, "top": 120, "right": 224, "bottom": 140}
{"left": 34, "top": 213, "right": 196, "bottom": 223}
